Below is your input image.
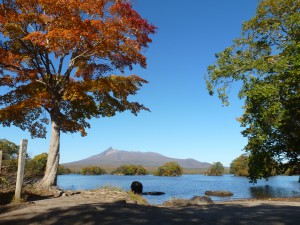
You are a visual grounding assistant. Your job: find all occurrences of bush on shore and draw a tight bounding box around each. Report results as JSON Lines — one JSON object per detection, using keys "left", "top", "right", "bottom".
{"left": 154, "top": 162, "right": 183, "bottom": 176}
{"left": 81, "top": 166, "right": 106, "bottom": 175}
{"left": 206, "top": 162, "right": 224, "bottom": 176}
{"left": 111, "top": 164, "right": 149, "bottom": 175}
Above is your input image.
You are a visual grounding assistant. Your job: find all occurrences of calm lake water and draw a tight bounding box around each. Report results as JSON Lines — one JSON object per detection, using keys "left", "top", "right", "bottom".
{"left": 57, "top": 174, "right": 300, "bottom": 204}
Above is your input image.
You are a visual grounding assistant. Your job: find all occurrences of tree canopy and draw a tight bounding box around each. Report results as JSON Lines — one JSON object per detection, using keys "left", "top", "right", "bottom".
{"left": 154, "top": 162, "right": 183, "bottom": 176}
{"left": 111, "top": 164, "right": 149, "bottom": 175}
{"left": 206, "top": 162, "right": 224, "bottom": 176}
{"left": 0, "top": 0, "right": 156, "bottom": 188}
{"left": 230, "top": 154, "right": 249, "bottom": 177}
{"left": 81, "top": 166, "right": 106, "bottom": 175}
{"left": 0, "top": 139, "right": 19, "bottom": 160}
{"left": 206, "top": 0, "right": 300, "bottom": 182}
{"left": 25, "top": 152, "right": 48, "bottom": 178}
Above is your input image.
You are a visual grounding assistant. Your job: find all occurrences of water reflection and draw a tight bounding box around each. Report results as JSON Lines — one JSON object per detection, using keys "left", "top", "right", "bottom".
{"left": 250, "top": 185, "right": 282, "bottom": 198}
{"left": 249, "top": 176, "right": 300, "bottom": 199}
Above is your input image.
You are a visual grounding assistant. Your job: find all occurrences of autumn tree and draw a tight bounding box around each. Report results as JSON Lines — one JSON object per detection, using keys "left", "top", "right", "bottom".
{"left": 154, "top": 162, "right": 183, "bottom": 176}
{"left": 206, "top": 0, "right": 300, "bottom": 182}
{"left": 230, "top": 154, "right": 249, "bottom": 177}
{"left": 0, "top": 0, "right": 156, "bottom": 188}
{"left": 206, "top": 162, "right": 224, "bottom": 176}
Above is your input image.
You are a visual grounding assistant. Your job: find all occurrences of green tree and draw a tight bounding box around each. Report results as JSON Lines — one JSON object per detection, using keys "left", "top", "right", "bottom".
{"left": 25, "top": 153, "right": 48, "bottom": 178}
{"left": 206, "top": 162, "right": 224, "bottom": 176}
{"left": 81, "top": 166, "right": 106, "bottom": 175}
{"left": 111, "top": 164, "right": 149, "bottom": 175}
{"left": 0, "top": 139, "right": 19, "bottom": 160}
{"left": 230, "top": 154, "right": 249, "bottom": 177}
{"left": 0, "top": 0, "right": 156, "bottom": 188}
{"left": 206, "top": 0, "right": 300, "bottom": 182}
{"left": 154, "top": 162, "right": 183, "bottom": 176}
{"left": 0, "top": 139, "right": 19, "bottom": 187}
{"left": 0, "top": 139, "right": 47, "bottom": 186}
{"left": 57, "top": 165, "right": 71, "bottom": 175}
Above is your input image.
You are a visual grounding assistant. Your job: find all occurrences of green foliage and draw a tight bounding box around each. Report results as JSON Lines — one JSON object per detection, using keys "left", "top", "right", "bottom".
{"left": 111, "top": 164, "right": 149, "bottom": 175}
{"left": 206, "top": 162, "right": 224, "bottom": 176}
{"left": 25, "top": 153, "right": 48, "bottom": 178}
{"left": 230, "top": 154, "right": 249, "bottom": 176}
{"left": 154, "top": 162, "right": 183, "bottom": 176}
{"left": 206, "top": 0, "right": 300, "bottom": 183}
{"left": 0, "top": 139, "right": 48, "bottom": 186}
{"left": 0, "top": 139, "right": 19, "bottom": 160}
{"left": 0, "top": 139, "right": 19, "bottom": 186}
{"left": 81, "top": 166, "right": 106, "bottom": 175}
{"left": 57, "top": 165, "right": 71, "bottom": 175}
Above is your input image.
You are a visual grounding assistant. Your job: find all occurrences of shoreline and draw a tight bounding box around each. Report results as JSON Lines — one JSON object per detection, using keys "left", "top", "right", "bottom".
{"left": 1, "top": 189, "right": 300, "bottom": 225}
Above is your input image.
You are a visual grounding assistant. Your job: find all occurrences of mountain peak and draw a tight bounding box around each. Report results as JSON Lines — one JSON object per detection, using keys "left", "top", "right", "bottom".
{"left": 102, "top": 147, "right": 119, "bottom": 155}
{"left": 65, "top": 147, "right": 211, "bottom": 168}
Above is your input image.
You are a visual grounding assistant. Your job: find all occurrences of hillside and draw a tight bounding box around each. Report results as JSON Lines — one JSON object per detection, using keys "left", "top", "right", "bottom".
{"left": 64, "top": 147, "right": 211, "bottom": 169}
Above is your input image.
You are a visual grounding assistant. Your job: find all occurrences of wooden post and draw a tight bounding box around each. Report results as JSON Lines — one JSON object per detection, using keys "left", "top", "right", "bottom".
{"left": 15, "top": 139, "right": 28, "bottom": 200}
{"left": 0, "top": 150, "right": 2, "bottom": 173}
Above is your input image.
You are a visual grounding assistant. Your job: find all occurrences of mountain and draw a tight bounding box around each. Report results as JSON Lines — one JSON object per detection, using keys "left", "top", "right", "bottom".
{"left": 64, "top": 147, "right": 211, "bottom": 168}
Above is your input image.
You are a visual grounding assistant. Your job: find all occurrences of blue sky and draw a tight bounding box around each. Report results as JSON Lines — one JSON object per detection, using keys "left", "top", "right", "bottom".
{"left": 2, "top": 0, "right": 259, "bottom": 167}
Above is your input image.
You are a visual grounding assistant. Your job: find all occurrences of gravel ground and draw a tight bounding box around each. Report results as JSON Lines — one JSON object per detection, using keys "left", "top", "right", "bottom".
{"left": 0, "top": 190, "right": 299, "bottom": 225}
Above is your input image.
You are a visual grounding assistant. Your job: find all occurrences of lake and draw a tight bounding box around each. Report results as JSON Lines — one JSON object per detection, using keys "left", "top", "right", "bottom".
{"left": 57, "top": 174, "right": 300, "bottom": 204}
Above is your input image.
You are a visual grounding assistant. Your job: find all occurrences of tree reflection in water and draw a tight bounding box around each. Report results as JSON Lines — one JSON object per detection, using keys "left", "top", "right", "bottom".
{"left": 250, "top": 185, "right": 292, "bottom": 199}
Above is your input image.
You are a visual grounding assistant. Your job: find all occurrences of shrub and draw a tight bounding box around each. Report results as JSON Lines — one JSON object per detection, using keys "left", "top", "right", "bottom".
{"left": 230, "top": 154, "right": 249, "bottom": 177}
{"left": 154, "top": 162, "right": 183, "bottom": 176}
{"left": 111, "top": 164, "right": 149, "bottom": 175}
{"left": 0, "top": 139, "right": 21, "bottom": 187}
{"left": 81, "top": 166, "right": 106, "bottom": 175}
{"left": 0, "top": 139, "right": 49, "bottom": 186}
{"left": 57, "top": 165, "right": 71, "bottom": 175}
{"left": 25, "top": 153, "right": 48, "bottom": 178}
{"left": 206, "top": 162, "right": 224, "bottom": 176}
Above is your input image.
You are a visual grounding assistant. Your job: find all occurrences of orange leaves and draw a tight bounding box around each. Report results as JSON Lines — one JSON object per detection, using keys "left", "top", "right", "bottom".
{"left": 63, "top": 81, "right": 88, "bottom": 102}
{"left": 46, "top": 29, "right": 82, "bottom": 56}
{"left": 0, "top": 75, "right": 14, "bottom": 87}
{"left": 90, "top": 74, "right": 148, "bottom": 99}
{"left": 0, "top": 47, "right": 23, "bottom": 73}
{"left": 23, "top": 31, "right": 46, "bottom": 47}
{"left": 0, "top": 0, "right": 155, "bottom": 137}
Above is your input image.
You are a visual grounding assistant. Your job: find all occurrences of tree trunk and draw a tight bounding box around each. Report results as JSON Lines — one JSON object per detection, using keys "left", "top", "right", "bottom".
{"left": 38, "top": 120, "right": 60, "bottom": 188}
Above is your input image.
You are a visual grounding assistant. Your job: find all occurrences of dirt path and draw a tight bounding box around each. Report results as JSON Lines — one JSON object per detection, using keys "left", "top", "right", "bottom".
{"left": 0, "top": 191, "right": 300, "bottom": 225}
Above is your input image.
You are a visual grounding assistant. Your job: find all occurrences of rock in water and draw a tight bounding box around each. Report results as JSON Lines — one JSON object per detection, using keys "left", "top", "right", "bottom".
{"left": 205, "top": 190, "right": 233, "bottom": 197}
{"left": 142, "top": 192, "right": 165, "bottom": 196}
{"left": 131, "top": 181, "right": 143, "bottom": 195}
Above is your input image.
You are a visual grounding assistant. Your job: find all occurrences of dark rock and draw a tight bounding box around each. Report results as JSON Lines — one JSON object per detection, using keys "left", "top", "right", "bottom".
{"left": 205, "top": 190, "right": 233, "bottom": 197}
{"left": 131, "top": 181, "right": 143, "bottom": 195}
{"left": 142, "top": 192, "right": 165, "bottom": 196}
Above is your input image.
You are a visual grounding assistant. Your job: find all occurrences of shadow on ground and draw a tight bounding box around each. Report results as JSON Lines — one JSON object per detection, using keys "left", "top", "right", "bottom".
{"left": 1, "top": 201, "right": 300, "bottom": 225}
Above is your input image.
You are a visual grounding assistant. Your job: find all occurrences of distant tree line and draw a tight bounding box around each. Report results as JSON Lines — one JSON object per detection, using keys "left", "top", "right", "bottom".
{"left": 111, "top": 165, "right": 149, "bottom": 175}
{"left": 81, "top": 166, "right": 106, "bottom": 175}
